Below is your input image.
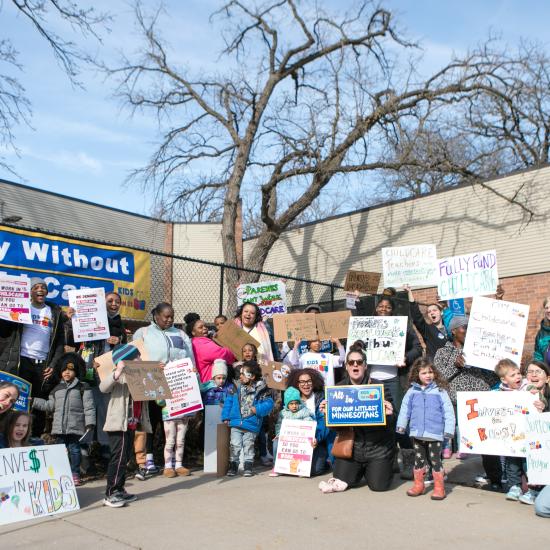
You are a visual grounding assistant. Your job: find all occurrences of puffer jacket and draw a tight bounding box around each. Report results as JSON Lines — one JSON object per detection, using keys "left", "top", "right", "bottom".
{"left": 33, "top": 378, "right": 95, "bottom": 436}
{"left": 133, "top": 323, "right": 194, "bottom": 365}
{"left": 534, "top": 320, "right": 550, "bottom": 364}
{"left": 222, "top": 380, "right": 273, "bottom": 433}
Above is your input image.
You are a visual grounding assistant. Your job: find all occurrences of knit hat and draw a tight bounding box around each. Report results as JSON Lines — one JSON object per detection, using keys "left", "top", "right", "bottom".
{"left": 112, "top": 343, "right": 140, "bottom": 365}
{"left": 212, "top": 359, "right": 228, "bottom": 379}
{"left": 284, "top": 386, "right": 301, "bottom": 408}
{"left": 449, "top": 315, "right": 469, "bottom": 332}
{"left": 30, "top": 276, "right": 47, "bottom": 290}
{"left": 304, "top": 304, "right": 321, "bottom": 313}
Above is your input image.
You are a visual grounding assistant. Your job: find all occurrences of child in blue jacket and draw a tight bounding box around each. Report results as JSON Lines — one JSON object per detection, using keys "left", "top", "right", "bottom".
{"left": 397, "top": 358, "right": 455, "bottom": 501}
{"left": 222, "top": 360, "right": 274, "bottom": 477}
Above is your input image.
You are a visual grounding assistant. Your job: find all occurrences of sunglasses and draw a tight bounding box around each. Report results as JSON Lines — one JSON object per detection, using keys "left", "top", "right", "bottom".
{"left": 347, "top": 359, "right": 365, "bottom": 366}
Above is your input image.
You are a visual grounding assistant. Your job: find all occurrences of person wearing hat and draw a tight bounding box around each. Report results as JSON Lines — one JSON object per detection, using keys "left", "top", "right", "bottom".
{"left": 0, "top": 276, "right": 66, "bottom": 436}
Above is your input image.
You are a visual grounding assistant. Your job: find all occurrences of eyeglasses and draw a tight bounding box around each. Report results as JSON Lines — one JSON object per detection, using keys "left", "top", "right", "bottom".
{"left": 298, "top": 380, "right": 312, "bottom": 386}
{"left": 527, "top": 368, "right": 546, "bottom": 376}
{"left": 347, "top": 359, "right": 365, "bottom": 366}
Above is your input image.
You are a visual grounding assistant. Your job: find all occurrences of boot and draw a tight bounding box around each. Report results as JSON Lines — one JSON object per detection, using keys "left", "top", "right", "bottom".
{"left": 226, "top": 462, "right": 238, "bottom": 477}
{"left": 399, "top": 449, "right": 415, "bottom": 480}
{"left": 406, "top": 468, "right": 425, "bottom": 497}
{"left": 431, "top": 470, "right": 446, "bottom": 500}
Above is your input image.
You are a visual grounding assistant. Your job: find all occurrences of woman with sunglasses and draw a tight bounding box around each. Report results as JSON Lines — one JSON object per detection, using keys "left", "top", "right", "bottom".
{"left": 319, "top": 348, "right": 395, "bottom": 493}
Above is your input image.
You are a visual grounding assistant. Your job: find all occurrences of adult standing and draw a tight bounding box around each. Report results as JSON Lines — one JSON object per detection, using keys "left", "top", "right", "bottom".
{"left": 234, "top": 302, "right": 277, "bottom": 363}
{"left": 534, "top": 297, "right": 550, "bottom": 364}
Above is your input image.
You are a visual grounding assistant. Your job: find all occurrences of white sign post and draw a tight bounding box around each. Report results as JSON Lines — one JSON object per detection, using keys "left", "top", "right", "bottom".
{"left": 68, "top": 287, "right": 110, "bottom": 343}
{"left": 463, "top": 296, "right": 529, "bottom": 371}
{"left": 203, "top": 404, "right": 223, "bottom": 473}
{"left": 382, "top": 244, "right": 438, "bottom": 288}
{"left": 526, "top": 412, "right": 550, "bottom": 485}
{"left": 0, "top": 273, "right": 32, "bottom": 324}
{"left": 236, "top": 280, "right": 287, "bottom": 318}
{"left": 274, "top": 419, "right": 317, "bottom": 477}
{"left": 162, "top": 358, "right": 204, "bottom": 420}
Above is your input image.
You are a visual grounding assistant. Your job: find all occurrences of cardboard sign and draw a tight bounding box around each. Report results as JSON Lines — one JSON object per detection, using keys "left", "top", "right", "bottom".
{"left": 463, "top": 296, "right": 529, "bottom": 371}
{"left": 325, "top": 385, "right": 386, "bottom": 427}
{"left": 344, "top": 270, "right": 381, "bottom": 294}
{"left": 0, "top": 273, "right": 31, "bottom": 324}
{"left": 274, "top": 419, "right": 317, "bottom": 477}
{"left": 382, "top": 244, "right": 438, "bottom": 288}
{"left": 68, "top": 287, "right": 110, "bottom": 343}
{"left": 457, "top": 391, "right": 537, "bottom": 457}
{"left": 437, "top": 249, "right": 498, "bottom": 300}
{"left": 94, "top": 339, "right": 148, "bottom": 381}
{"left": 526, "top": 413, "right": 550, "bottom": 485}
{"left": 217, "top": 422, "right": 230, "bottom": 477}
{"left": 237, "top": 280, "right": 287, "bottom": 318}
{"left": 273, "top": 313, "right": 317, "bottom": 342}
{"left": 0, "top": 371, "right": 31, "bottom": 412}
{"left": 162, "top": 358, "right": 203, "bottom": 420}
{"left": 261, "top": 361, "right": 293, "bottom": 391}
{"left": 123, "top": 361, "right": 172, "bottom": 401}
{"left": 346, "top": 316, "right": 408, "bottom": 366}
{"left": 315, "top": 310, "right": 351, "bottom": 340}
{"left": 0, "top": 444, "right": 80, "bottom": 526}
{"left": 214, "top": 321, "right": 260, "bottom": 360}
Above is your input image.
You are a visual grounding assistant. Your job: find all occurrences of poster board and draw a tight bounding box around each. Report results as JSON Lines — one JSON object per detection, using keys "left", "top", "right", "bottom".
{"left": 261, "top": 361, "right": 293, "bottom": 391}
{"left": 457, "top": 391, "right": 537, "bottom": 457}
{"left": 162, "top": 358, "right": 203, "bottom": 420}
{"left": 273, "top": 313, "right": 317, "bottom": 342}
{"left": 273, "top": 419, "right": 317, "bottom": 477}
{"left": 0, "top": 444, "right": 80, "bottom": 526}
{"left": 204, "top": 404, "right": 223, "bottom": 474}
{"left": 463, "top": 296, "right": 529, "bottom": 371}
{"left": 0, "top": 273, "right": 31, "bottom": 324}
{"left": 525, "top": 413, "right": 550, "bottom": 485}
{"left": 68, "top": 287, "right": 110, "bottom": 343}
{"left": 123, "top": 361, "right": 172, "bottom": 401}
{"left": 382, "top": 244, "right": 438, "bottom": 288}
{"left": 0, "top": 371, "right": 31, "bottom": 412}
{"left": 217, "top": 423, "right": 230, "bottom": 477}
{"left": 214, "top": 321, "right": 260, "bottom": 360}
{"left": 346, "top": 316, "right": 408, "bottom": 366}
{"left": 344, "top": 271, "right": 381, "bottom": 294}
{"left": 437, "top": 250, "right": 498, "bottom": 300}
{"left": 237, "top": 280, "right": 287, "bottom": 318}
{"left": 315, "top": 311, "right": 351, "bottom": 340}
{"left": 325, "top": 385, "right": 386, "bottom": 427}
{"left": 94, "top": 339, "right": 149, "bottom": 382}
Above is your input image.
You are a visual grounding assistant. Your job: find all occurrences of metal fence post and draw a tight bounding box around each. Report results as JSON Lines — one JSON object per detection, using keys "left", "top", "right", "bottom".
{"left": 219, "top": 265, "right": 225, "bottom": 315}
{"left": 330, "top": 285, "right": 335, "bottom": 311}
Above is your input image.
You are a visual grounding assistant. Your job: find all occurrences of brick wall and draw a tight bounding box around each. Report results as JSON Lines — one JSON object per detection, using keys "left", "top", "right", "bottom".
{"left": 411, "top": 271, "right": 550, "bottom": 365}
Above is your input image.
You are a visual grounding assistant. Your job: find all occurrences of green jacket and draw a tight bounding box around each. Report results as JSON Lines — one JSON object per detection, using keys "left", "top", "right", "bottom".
{"left": 534, "top": 320, "right": 550, "bottom": 363}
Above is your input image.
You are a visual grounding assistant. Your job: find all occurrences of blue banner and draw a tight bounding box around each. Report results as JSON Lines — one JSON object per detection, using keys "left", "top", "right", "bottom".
{"left": 0, "top": 371, "right": 31, "bottom": 412}
{"left": 325, "top": 384, "right": 386, "bottom": 427}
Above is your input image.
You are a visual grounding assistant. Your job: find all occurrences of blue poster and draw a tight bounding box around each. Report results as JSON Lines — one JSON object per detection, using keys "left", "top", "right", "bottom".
{"left": 325, "top": 384, "right": 386, "bottom": 427}
{"left": 0, "top": 371, "right": 31, "bottom": 412}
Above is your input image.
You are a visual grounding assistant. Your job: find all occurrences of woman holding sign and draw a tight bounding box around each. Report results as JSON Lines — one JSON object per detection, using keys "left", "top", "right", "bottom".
{"left": 234, "top": 302, "right": 277, "bottom": 363}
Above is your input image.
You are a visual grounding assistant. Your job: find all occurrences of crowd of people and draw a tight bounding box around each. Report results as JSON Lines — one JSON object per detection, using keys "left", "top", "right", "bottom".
{"left": 0, "top": 276, "right": 549, "bottom": 519}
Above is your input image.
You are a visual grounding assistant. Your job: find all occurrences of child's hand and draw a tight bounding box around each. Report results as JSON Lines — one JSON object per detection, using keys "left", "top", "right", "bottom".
{"left": 114, "top": 360, "right": 125, "bottom": 380}
{"left": 250, "top": 406, "right": 256, "bottom": 415}
{"left": 312, "top": 438, "right": 318, "bottom": 448}
{"left": 223, "top": 420, "right": 229, "bottom": 425}
{"left": 319, "top": 400, "right": 326, "bottom": 413}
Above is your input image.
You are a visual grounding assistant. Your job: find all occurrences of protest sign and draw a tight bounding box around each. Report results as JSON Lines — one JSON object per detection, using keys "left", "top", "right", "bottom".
{"left": 0, "top": 371, "right": 31, "bottom": 412}
{"left": 457, "top": 391, "right": 537, "bottom": 457}
{"left": 525, "top": 413, "right": 550, "bottom": 485}
{"left": 344, "top": 270, "right": 381, "bottom": 294}
{"left": 382, "top": 244, "right": 438, "bottom": 288}
{"left": 274, "top": 419, "right": 317, "bottom": 477}
{"left": 346, "top": 316, "right": 407, "bottom": 366}
{"left": 217, "top": 423, "right": 231, "bottom": 477}
{"left": 463, "top": 296, "right": 529, "bottom": 371}
{"left": 261, "top": 361, "right": 293, "bottom": 391}
{"left": 123, "top": 361, "right": 172, "bottom": 401}
{"left": 94, "top": 339, "right": 148, "bottom": 382}
{"left": 325, "top": 385, "right": 386, "bottom": 427}
{"left": 67, "top": 287, "right": 110, "bottom": 343}
{"left": 273, "top": 313, "right": 317, "bottom": 342}
{"left": 315, "top": 310, "right": 351, "bottom": 340}
{"left": 437, "top": 249, "right": 498, "bottom": 300}
{"left": 204, "top": 404, "right": 223, "bottom": 474}
{"left": 0, "top": 273, "right": 31, "bottom": 324}
{"left": 0, "top": 444, "right": 80, "bottom": 526}
{"left": 162, "top": 358, "right": 203, "bottom": 420}
{"left": 448, "top": 298, "right": 465, "bottom": 315}
{"left": 237, "top": 280, "right": 287, "bottom": 318}
{"left": 346, "top": 293, "right": 357, "bottom": 310}
{"left": 214, "top": 321, "right": 260, "bottom": 360}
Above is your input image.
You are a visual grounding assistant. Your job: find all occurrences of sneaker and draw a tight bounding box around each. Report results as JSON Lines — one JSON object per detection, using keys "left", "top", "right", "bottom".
{"left": 120, "top": 490, "right": 138, "bottom": 503}
{"left": 318, "top": 478, "right": 348, "bottom": 493}
{"left": 243, "top": 461, "right": 254, "bottom": 477}
{"left": 268, "top": 469, "right": 280, "bottom": 477}
{"left": 519, "top": 489, "right": 539, "bottom": 505}
{"left": 482, "top": 482, "right": 504, "bottom": 493}
{"left": 103, "top": 493, "right": 127, "bottom": 508}
{"left": 442, "top": 448, "right": 452, "bottom": 460}
{"left": 455, "top": 452, "right": 467, "bottom": 460}
{"left": 72, "top": 473, "right": 82, "bottom": 487}
{"left": 175, "top": 466, "right": 191, "bottom": 477}
{"left": 260, "top": 455, "right": 273, "bottom": 466}
{"left": 226, "top": 462, "right": 238, "bottom": 477}
{"left": 145, "top": 460, "right": 160, "bottom": 475}
{"left": 474, "top": 474, "right": 489, "bottom": 485}
{"left": 506, "top": 485, "right": 522, "bottom": 501}
{"left": 163, "top": 468, "right": 177, "bottom": 478}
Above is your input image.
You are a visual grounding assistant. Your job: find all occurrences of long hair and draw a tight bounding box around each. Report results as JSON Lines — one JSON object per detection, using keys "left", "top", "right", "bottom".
{"left": 286, "top": 367, "right": 325, "bottom": 393}
{"left": 408, "top": 358, "right": 448, "bottom": 390}
{"left": 234, "top": 302, "right": 262, "bottom": 325}
{"left": 0, "top": 382, "right": 20, "bottom": 410}
{"left": 4, "top": 411, "right": 33, "bottom": 447}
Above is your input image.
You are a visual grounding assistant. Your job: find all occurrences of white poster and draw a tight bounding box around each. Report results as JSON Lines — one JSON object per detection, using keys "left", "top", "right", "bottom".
{"left": 162, "top": 358, "right": 204, "bottom": 420}
{"left": 463, "top": 296, "right": 530, "bottom": 371}
{"left": 0, "top": 444, "right": 80, "bottom": 526}
{"left": 457, "top": 391, "right": 537, "bottom": 457}
{"left": 274, "top": 419, "right": 317, "bottom": 477}
{"left": 68, "top": 287, "right": 110, "bottom": 343}
{"left": 236, "top": 280, "right": 286, "bottom": 318}
{"left": 0, "top": 274, "right": 32, "bottom": 324}
{"left": 437, "top": 250, "right": 498, "bottom": 300}
{"left": 203, "top": 404, "right": 223, "bottom": 473}
{"left": 525, "top": 412, "right": 550, "bottom": 485}
{"left": 382, "top": 244, "right": 438, "bottom": 288}
{"left": 346, "top": 316, "right": 408, "bottom": 366}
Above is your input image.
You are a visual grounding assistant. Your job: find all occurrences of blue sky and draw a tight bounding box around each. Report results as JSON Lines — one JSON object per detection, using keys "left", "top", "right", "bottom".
{"left": 1, "top": 0, "right": 549, "bottom": 217}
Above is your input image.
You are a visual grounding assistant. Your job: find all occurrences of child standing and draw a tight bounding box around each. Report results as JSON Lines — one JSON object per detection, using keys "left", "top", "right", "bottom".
{"left": 202, "top": 359, "right": 234, "bottom": 406}
{"left": 222, "top": 360, "right": 274, "bottom": 477}
{"left": 32, "top": 353, "right": 95, "bottom": 486}
{"left": 397, "top": 358, "right": 455, "bottom": 500}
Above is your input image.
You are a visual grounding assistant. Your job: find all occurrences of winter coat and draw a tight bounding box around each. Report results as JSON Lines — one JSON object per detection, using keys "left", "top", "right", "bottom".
{"left": 192, "top": 336, "right": 236, "bottom": 383}
{"left": 201, "top": 379, "right": 235, "bottom": 406}
{"left": 33, "top": 378, "right": 95, "bottom": 436}
{"left": 409, "top": 301, "right": 449, "bottom": 360}
{"left": 221, "top": 380, "right": 274, "bottom": 433}
{"left": 397, "top": 382, "right": 455, "bottom": 441}
{"left": 133, "top": 323, "right": 195, "bottom": 365}
{"left": 275, "top": 405, "right": 316, "bottom": 436}
{"left": 434, "top": 341, "right": 499, "bottom": 404}
{"left": 534, "top": 320, "right": 550, "bottom": 364}
{"left": 0, "top": 301, "right": 65, "bottom": 376}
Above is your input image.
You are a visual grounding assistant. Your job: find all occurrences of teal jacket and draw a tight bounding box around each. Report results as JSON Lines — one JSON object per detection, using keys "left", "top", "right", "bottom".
{"left": 534, "top": 320, "right": 550, "bottom": 363}
{"left": 133, "top": 323, "right": 195, "bottom": 365}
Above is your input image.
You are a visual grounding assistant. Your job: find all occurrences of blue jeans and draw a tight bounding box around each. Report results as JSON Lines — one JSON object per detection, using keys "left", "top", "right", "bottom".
{"left": 535, "top": 485, "right": 550, "bottom": 518}
{"left": 230, "top": 428, "right": 256, "bottom": 463}
{"left": 57, "top": 434, "right": 81, "bottom": 475}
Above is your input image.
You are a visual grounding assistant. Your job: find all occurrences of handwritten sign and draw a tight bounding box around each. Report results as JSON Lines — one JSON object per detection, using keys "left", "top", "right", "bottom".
{"left": 123, "top": 361, "right": 172, "bottom": 401}
{"left": 214, "top": 321, "right": 260, "bottom": 360}
{"left": 273, "top": 313, "right": 317, "bottom": 342}
{"left": 94, "top": 339, "right": 149, "bottom": 382}
{"left": 325, "top": 385, "right": 386, "bottom": 427}
{"left": 0, "top": 371, "right": 31, "bottom": 412}
{"left": 261, "top": 361, "right": 293, "bottom": 391}
{"left": 237, "top": 280, "right": 286, "bottom": 318}
{"left": 437, "top": 249, "right": 498, "bottom": 300}
{"left": 463, "top": 296, "right": 529, "bottom": 371}
{"left": 525, "top": 413, "right": 550, "bottom": 485}
{"left": 0, "top": 444, "right": 80, "bottom": 526}
{"left": 315, "top": 311, "right": 351, "bottom": 340}
{"left": 162, "top": 358, "right": 203, "bottom": 420}
{"left": 346, "top": 316, "right": 407, "bottom": 366}
{"left": 274, "top": 419, "right": 317, "bottom": 477}
{"left": 0, "top": 274, "right": 31, "bottom": 324}
{"left": 68, "top": 287, "right": 110, "bottom": 343}
{"left": 344, "top": 271, "right": 381, "bottom": 294}
{"left": 382, "top": 245, "right": 438, "bottom": 288}
{"left": 457, "top": 391, "right": 537, "bottom": 457}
